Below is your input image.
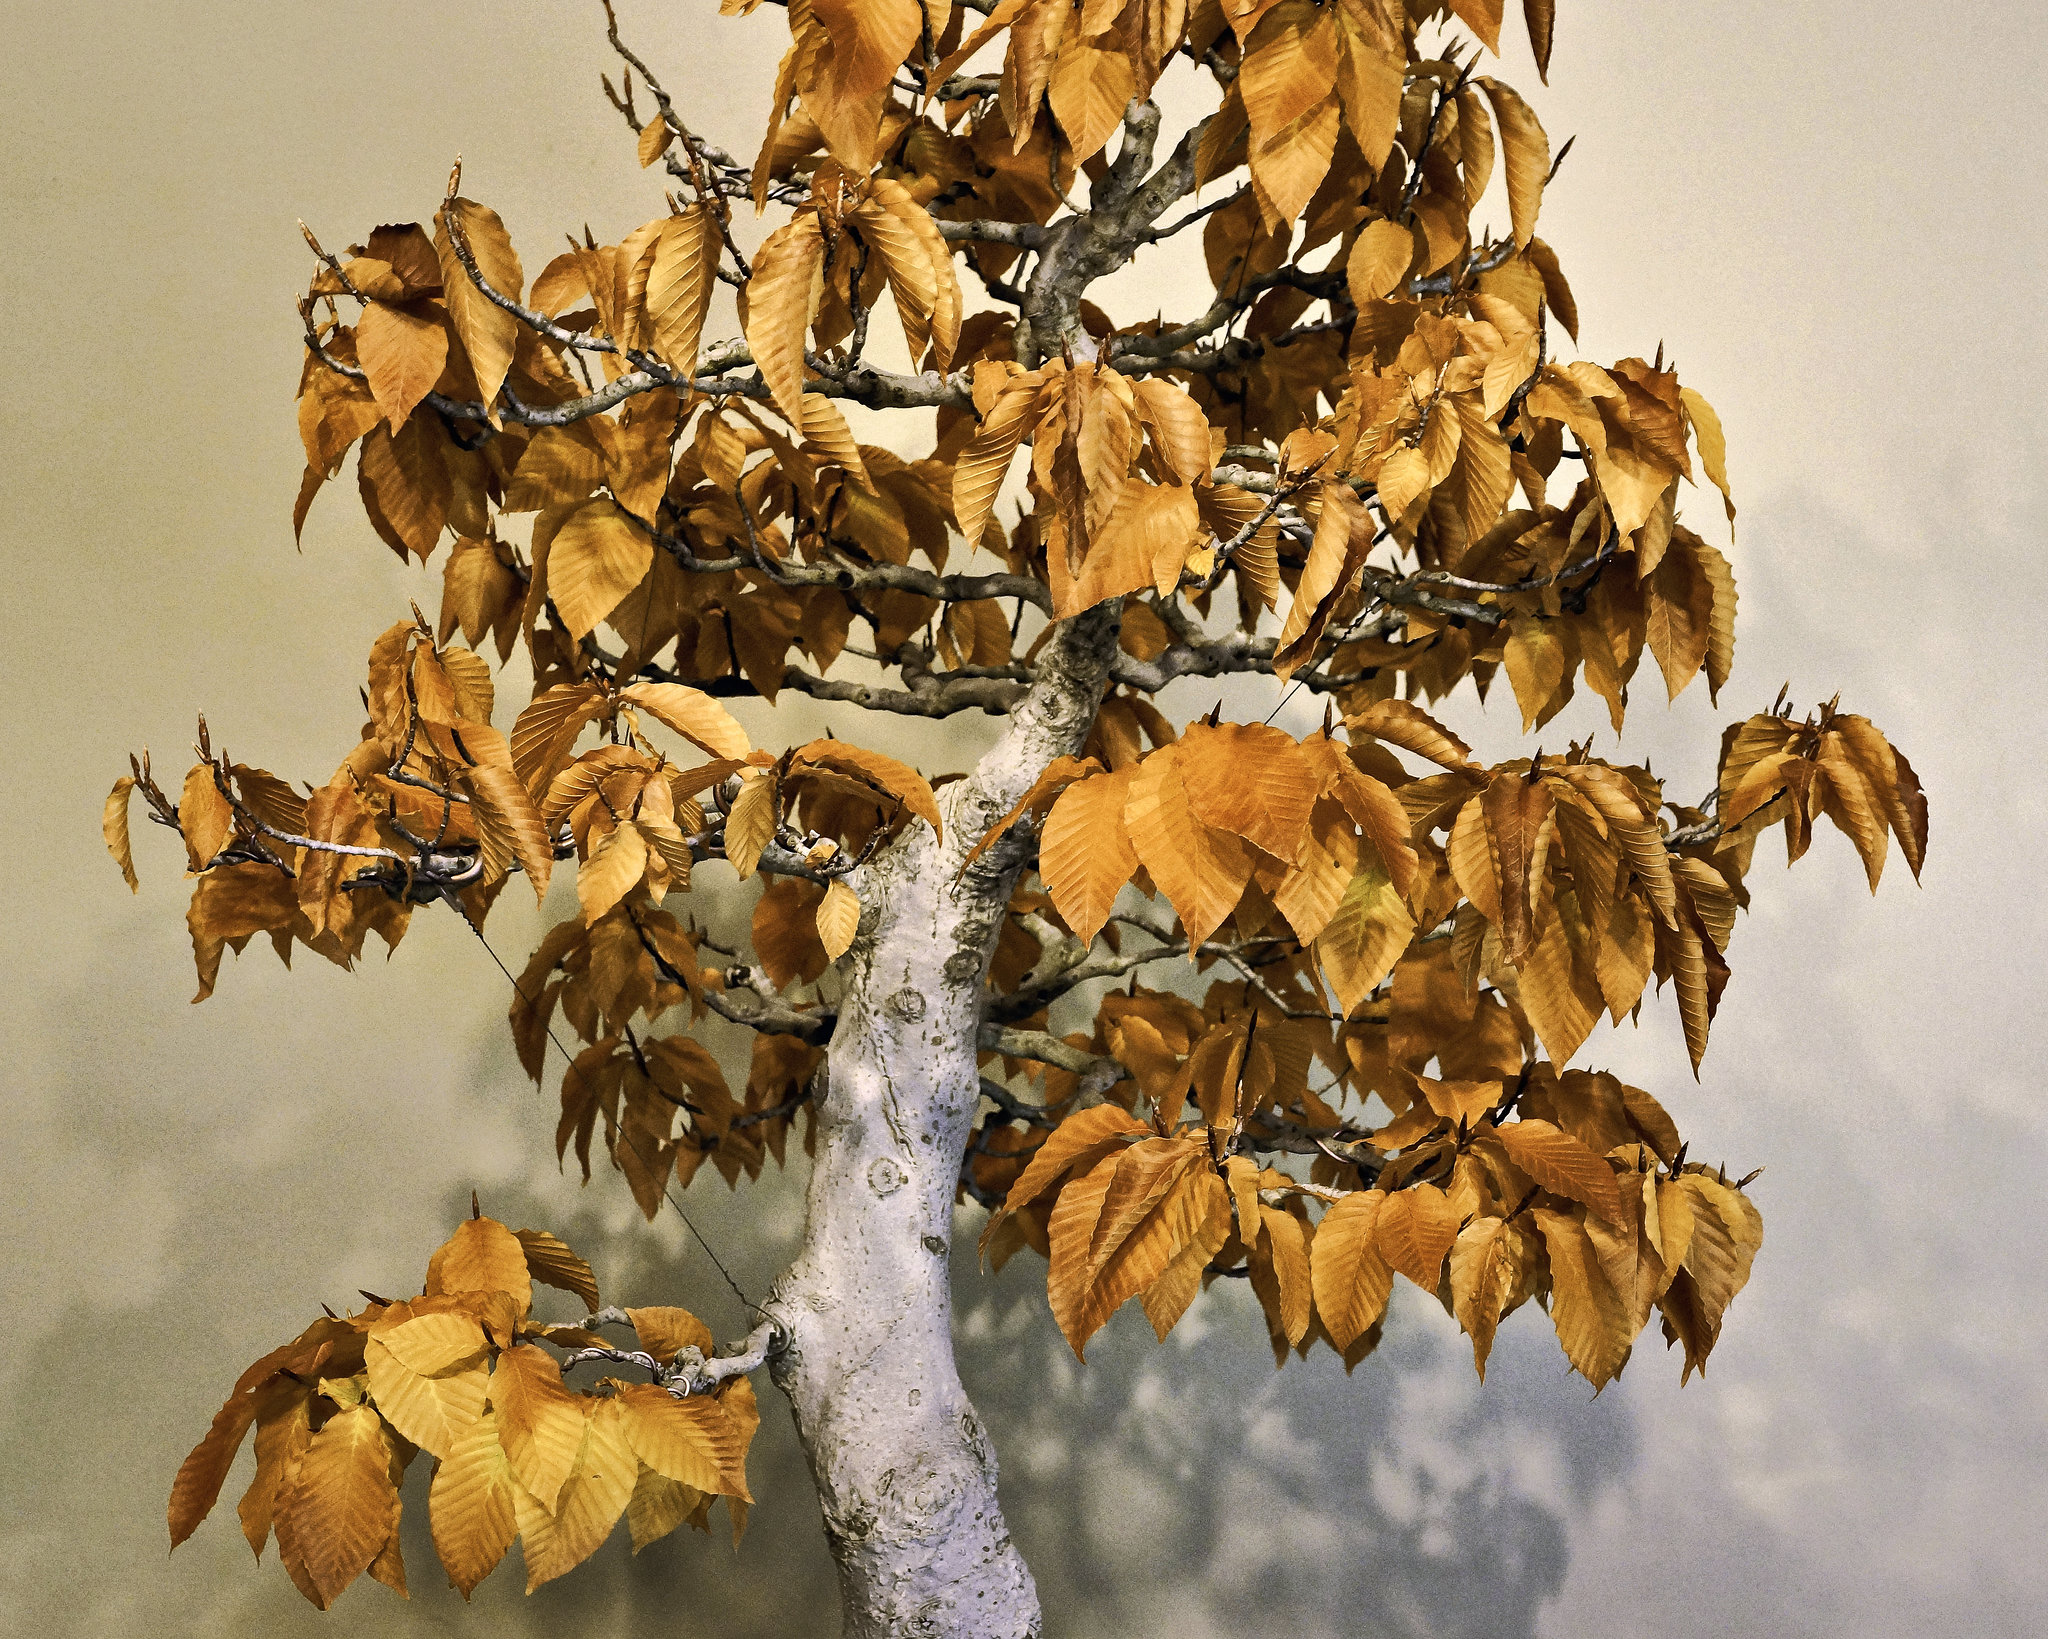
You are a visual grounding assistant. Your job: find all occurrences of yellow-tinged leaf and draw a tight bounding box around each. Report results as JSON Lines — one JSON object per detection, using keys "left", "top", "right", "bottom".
{"left": 578, "top": 821, "right": 648, "bottom": 925}
{"left": 724, "top": 770, "right": 778, "bottom": 880}
{"left": 513, "top": 1397, "right": 635, "bottom": 1591}
{"left": 435, "top": 199, "right": 523, "bottom": 426}
{"left": 1315, "top": 861, "right": 1415, "bottom": 1014}
{"left": 1259, "top": 1204, "right": 1314, "bottom": 1346}
{"left": 1680, "top": 385, "right": 1735, "bottom": 528}
{"left": 426, "top": 1216, "right": 532, "bottom": 1310}
{"left": 1375, "top": 1183, "right": 1459, "bottom": 1290}
{"left": 646, "top": 207, "right": 718, "bottom": 378}
{"left": 1039, "top": 766, "right": 1137, "bottom": 945}
{"left": 365, "top": 1339, "right": 486, "bottom": 1460}
{"left": 1533, "top": 1206, "right": 1632, "bottom": 1387}
{"left": 1420, "top": 1077, "right": 1502, "bottom": 1125}
{"left": 1503, "top": 616, "right": 1570, "bottom": 732}
{"left": 815, "top": 878, "right": 861, "bottom": 960}
{"left": 742, "top": 214, "right": 826, "bottom": 426}
{"left": 627, "top": 1464, "right": 699, "bottom": 1551}
{"left": 1375, "top": 444, "right": 1431, "bottom": 521}
{"left": 278, "top": 1405, "right": 399, "bottom": 1608}
{"left": 429, "top": 1409, "right": 519, "bottom": 1598}
{"left": 1346, "top": 217, "right": 1415, "bottom": 305}
{"left": 1310, "top": 1188, "right": 1394, "bottom": 1349}
{"left": 487, "top": 1345, "right": 586, "bottom": 1513}
{"left": 105, "top": 776, "right": 139, "bottom": 891}
{"left": 548, "top": 500, "right": 653, "bottom": 642}
{"left": 1494, "top": 1118, "right": 1622, "bottom": 1219}
{"left": 1478, "top": 77, "right": 1549, "bottom": 247}
{"left": 380, "top": 1311, "right": 487, "bottom": 1377}
{"left": 616, "top": 1383, "right": 749, "bottom": 1497}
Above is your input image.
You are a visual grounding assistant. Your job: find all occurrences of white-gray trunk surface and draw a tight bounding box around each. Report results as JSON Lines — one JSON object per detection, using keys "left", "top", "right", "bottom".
{"left": 762, "top": 607, "right": 1120, "bottom": 1638}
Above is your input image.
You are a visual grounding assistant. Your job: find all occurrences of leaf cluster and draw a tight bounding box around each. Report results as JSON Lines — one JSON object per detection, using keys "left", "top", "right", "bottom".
{"left": 167, "top": 1211, "right": 758, "bottom": 1608}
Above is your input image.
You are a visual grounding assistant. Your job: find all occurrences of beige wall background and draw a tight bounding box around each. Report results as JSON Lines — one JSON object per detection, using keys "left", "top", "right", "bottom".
{"left": 3, "top": 2, "right": 2042, "bottom": 1635}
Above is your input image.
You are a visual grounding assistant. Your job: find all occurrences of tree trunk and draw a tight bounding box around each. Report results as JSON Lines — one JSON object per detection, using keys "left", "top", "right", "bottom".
{"left": 763, "top": 607, "right": 1120, "bottom": 1638}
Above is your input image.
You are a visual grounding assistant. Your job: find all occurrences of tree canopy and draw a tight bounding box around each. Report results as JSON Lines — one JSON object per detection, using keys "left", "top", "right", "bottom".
{"left": 110, "top": 0, "right": 1925, "bottom": 1621}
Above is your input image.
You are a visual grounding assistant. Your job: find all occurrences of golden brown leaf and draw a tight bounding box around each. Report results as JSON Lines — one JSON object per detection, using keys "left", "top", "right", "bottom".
{"left": 356, "top": 300, "right": 448, "bottom": 434}
{"left": 1039, "top": 765, "right": 1138, "bottom": 945}
{"left": 1533, "top": 1205, "right": 1632, "bottom": 1388}
{"left": 277, "top": 1405, "right": 400, "bottom": 1608}
{"left": 1177, "top": 721, "right": 1320, "bottom": 864}
{"left": 645, "top": 207, "right": 718, "bottom": 379}
{"left": 1310, "top": 1188, "right": 1394, "bottom": 1349}
{"left": 486, "top": 1344, "right": 586, "bottom": 1513}
{"left": 742, "top": 213, "right": 826, "bottom": 426}
{"left": 548, "top": 499, "right": 653, "bottom": 643}
{"left": 1345, "top": 699, "right": 1477, "bottom": 771}
{"left": 435, "top": 199, "right": 523, "bottom": 425}
{"left": 626, "top": 1305, "right": 714, "bottom": 1363}
{"left": 1122, "top": 744, "right": 1253, "bottom": 947}
{"left": 428, "top": 1409, "right": 519, "bottom": 1598}
{"left": 723, "top": 770, "right": 778, "bottom": 880}
{"left": 616, "top": 1383, "right": 750, "bottom": 1498}
{"left": 104, "top": 776, "right": 139, "bottom": 891}
{"left": 1374, "top": 1183, "right": 1459, "bottom": 1290}
{"left": 426, "top": 1216, "right": 532, "bottom": 1310}
{"left": 169, "top": 1390, "right": 260, "bottom": 1549}
{"left": 1493, "top": 1118, "right": 1622, "bottom": 1220}
{"left": 513, "top": 1396, "right": 635, "bottom": 1591}
{"left": 514, "top": 1228, "right": 601, "bottom": 1312}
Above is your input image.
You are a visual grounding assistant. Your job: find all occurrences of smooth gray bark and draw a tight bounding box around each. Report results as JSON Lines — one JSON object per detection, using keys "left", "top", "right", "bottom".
{"left": 762, "top": 606, "right": 1122, "bottom": 1637}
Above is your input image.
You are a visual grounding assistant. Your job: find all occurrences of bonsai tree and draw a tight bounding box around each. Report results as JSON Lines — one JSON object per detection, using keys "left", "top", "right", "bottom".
{"left": 107, "top": 0, "right": 1927, "bottom": 1632}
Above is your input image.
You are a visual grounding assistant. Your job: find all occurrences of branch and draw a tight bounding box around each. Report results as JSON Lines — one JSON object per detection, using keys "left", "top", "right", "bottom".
{"left": 976, "top": 1024, "right": 1129, "bottom": 1095}
{"left": 637, "top": 507, "right": 1054, "bottom": 612}
{"left": 558, "top": 1317, "right": 782, "bottom": 1397}
{"left": 1018, "top": 107, "right": 1212, "bottom": 364}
